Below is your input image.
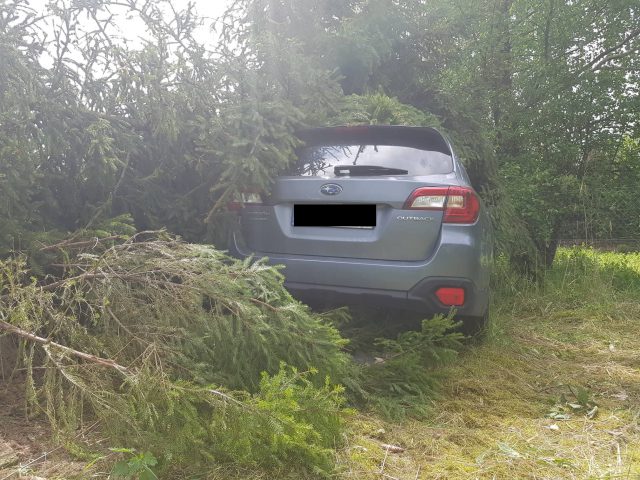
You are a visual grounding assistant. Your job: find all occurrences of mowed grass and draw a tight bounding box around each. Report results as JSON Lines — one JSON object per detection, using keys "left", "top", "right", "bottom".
{"left": 337, "top": 248, "right": 640, "bottom": 479}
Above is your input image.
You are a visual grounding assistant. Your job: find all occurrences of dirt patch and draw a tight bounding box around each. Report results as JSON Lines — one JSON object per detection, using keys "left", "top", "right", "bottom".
{"left": 0, "top": 377, "right": 87, "bottom": 480}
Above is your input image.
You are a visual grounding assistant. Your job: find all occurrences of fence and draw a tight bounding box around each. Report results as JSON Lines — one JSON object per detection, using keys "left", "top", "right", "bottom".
{"left": 556, "top": 186, "right": 640, "bottom": 250}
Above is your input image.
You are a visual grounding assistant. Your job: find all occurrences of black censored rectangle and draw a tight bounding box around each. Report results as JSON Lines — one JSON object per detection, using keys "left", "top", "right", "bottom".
{"left": 293, "top": 204, "right": 376, "bottom": 227}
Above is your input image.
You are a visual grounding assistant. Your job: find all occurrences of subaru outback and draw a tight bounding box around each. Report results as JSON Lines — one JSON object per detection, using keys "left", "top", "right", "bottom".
{"left": 229, "top": 125, "right": 492, "bottom": 331}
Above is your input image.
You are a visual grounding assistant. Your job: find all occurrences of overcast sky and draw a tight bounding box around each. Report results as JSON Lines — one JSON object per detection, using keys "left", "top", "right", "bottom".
{"left": 27, "top": 0, "right": 232, "bottom": 50}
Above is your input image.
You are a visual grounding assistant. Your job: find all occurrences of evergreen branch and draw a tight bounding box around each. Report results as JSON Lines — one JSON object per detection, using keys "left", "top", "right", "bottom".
{"left": 39, "top": 235, "right": 122, "bottom": 252}
{"left": 0, "top": 319, "right": 129, "bottom": 374}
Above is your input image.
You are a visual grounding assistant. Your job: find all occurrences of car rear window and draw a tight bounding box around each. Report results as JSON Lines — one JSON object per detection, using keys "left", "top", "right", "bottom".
{"left": 291, "top": 144, "right": 454, "bottom": 177}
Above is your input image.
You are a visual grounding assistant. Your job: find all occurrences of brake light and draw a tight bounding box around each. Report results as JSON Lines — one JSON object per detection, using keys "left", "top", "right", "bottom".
{"left": 435, "top": 287, "right": 465, "bottom": 306}
{"left": 227, "top": 191, "right": 264, "bottom": 212}
{"left": 404, "top": 186, "right": 480, "bottom": 224}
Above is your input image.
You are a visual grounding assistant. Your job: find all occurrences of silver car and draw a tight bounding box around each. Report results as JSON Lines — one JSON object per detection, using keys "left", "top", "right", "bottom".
{"left": 229, "top": 125, "right": 492, "bottom": 331}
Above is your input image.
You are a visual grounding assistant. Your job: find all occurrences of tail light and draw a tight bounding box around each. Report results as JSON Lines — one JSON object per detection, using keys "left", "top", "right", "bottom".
{"left": 404, "top": 186, "right": 480, "bottom": 224}
{"left": 435, "top": 287, "right": 465, "bottom": 306}
{"left": 228, "top": 191, "right": 264, "bottom": 212}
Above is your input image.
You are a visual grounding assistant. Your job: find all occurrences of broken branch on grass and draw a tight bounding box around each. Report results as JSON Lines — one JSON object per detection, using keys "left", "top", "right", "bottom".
{"left": 381, "top": 444, "right": 405, "bottom": 453}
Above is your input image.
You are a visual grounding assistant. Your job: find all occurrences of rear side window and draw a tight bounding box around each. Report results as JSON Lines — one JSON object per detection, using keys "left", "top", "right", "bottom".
{"left": 292, "top": 144, "right": 454, "bottom": 177}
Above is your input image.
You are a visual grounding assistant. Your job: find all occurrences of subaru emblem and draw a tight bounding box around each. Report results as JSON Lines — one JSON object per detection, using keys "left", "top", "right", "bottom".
{"left": 320, "top": 183, "right": 343, "bottom": 196}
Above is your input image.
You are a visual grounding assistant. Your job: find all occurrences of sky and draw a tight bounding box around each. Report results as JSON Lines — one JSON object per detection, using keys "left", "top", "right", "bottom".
{"left": 27, "top": 0, "right": 232, "bottom": 51}
{"left": 27, "top": 0, "right": 231, "bottom": 22}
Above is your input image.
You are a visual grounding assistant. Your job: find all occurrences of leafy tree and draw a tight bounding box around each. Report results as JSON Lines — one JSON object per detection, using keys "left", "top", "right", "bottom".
{"left": 305, "top": 0, "right": 640, "bottom": 266}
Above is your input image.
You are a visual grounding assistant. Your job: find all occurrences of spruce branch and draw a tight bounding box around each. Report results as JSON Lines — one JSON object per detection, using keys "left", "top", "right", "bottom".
{"left": 0, "top": 319, "right": 129, "bottom": 374}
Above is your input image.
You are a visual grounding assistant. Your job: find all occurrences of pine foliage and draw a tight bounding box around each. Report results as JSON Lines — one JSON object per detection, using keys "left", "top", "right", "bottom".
{"left": 361, "top": 314, "right": 465, "bottom": 420}
{"left": 0, "top": 233, "right": 352, "bottom": 476}
{"left": 332, "top": 91, "right": 442, "bottom": 127}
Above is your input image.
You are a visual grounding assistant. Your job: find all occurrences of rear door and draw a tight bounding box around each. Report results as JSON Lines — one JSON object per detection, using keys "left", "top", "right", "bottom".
{"left": 239, "top": 126, "right": 458, "bottom": 262}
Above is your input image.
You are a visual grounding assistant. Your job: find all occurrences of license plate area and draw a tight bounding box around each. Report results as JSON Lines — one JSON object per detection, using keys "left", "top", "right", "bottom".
{"left": 293, "top": 204, "right": 376, "bottom": 228}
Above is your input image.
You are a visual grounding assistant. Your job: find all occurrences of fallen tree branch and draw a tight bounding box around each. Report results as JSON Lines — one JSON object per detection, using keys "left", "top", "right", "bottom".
{"left": 38, "top": 235, "right": 122, "bottom": 252}
{"left": 39, "top": 269, "right": 166, "bottom": 292}
{"left": 0, "top": 320, "right": 129, "bottom": 374}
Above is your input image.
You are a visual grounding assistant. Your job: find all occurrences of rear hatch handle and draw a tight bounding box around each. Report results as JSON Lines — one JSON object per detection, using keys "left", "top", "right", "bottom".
{"left": 334, "top": 165, "right": 409, "bottom": 176}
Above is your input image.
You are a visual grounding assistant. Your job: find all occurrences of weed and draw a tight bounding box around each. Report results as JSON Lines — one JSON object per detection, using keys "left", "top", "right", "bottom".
{"left": 110, "top": 449, "right": 158, "bottom": 480}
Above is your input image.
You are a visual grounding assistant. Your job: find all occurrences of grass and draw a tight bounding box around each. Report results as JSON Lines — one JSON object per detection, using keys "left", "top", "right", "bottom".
{"left": 336, "top": 248, "right": 640, "bottom": 479}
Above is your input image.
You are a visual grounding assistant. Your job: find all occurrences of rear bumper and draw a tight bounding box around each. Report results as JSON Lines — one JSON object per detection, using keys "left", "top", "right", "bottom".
{"left": 285, "top": 277, "right": 481, "bottom": 316}
{"left": 229, "top": 224, "right": 490, "bottom": 317}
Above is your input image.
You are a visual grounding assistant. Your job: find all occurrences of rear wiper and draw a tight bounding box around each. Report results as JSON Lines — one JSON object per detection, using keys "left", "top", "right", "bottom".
{"left": 334, "top": 165, "right": 409, "bottom": 176}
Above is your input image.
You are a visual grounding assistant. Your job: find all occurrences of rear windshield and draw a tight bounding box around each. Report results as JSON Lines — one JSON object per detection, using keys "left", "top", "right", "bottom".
{"left": 291, "top": 144, "right": 454, "bottom": 177}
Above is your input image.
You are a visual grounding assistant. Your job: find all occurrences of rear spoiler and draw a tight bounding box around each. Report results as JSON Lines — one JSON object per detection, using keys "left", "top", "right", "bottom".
{"left": 296, "top": 125, "right": 452, "bottom": 156}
